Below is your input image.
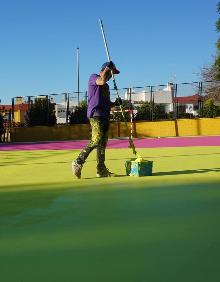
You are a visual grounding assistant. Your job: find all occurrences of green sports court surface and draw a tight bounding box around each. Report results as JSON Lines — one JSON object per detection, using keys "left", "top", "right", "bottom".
{"left": 0, "top": 144, "right": 220, "bottom": 281}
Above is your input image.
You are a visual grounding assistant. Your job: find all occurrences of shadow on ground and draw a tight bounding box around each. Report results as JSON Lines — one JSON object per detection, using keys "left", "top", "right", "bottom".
{"left": 154, "top": 167, "right": 220, "bottom": 176}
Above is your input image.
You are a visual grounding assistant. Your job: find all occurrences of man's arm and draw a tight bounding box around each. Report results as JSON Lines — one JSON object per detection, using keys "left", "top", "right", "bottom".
{"left": 96, "top": 66, "right": 111, "bottom": 85}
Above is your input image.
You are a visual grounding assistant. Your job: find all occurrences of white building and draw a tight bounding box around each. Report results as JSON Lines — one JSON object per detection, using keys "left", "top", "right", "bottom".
{"left": 174, "top": 94, "right": 200, "bottom": 116}
{"left": 55, "top": 101, "right": 78, "bottom": 124}
{"left": 124, "top": 83, "right": 201, "bottom": 116}
{"left": 125, "top": 83, "right": 174, "bottom": 113}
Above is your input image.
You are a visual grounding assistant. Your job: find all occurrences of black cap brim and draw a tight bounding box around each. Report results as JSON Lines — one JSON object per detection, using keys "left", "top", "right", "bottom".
{"left": 112, "top": 68, "right": 120, "bottom": 74}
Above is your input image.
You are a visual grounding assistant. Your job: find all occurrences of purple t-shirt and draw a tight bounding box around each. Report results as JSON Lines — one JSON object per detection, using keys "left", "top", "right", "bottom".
{"left": 87, "top": 74, "right": 111, "bottom": 119}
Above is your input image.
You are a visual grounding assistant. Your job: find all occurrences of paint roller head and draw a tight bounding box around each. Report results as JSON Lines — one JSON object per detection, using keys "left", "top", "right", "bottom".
{"left": 134, "top": 155, "right": 144, "bottom": 162}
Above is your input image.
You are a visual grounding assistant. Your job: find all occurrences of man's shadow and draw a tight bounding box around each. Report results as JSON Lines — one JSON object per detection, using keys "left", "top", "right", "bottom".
{"left": 83, "top": 168, "right": 220, "bottom": 179}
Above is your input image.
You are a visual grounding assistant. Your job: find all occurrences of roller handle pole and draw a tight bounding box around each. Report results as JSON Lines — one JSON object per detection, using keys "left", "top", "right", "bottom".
{"left": 99, "top": 19, "right": 119, "bottom": 97}
{"left": 99, "top": 18, "right": 137, "bottom": 156}
{"left": 99, "top": 19, "right": 111, "bottom": 62}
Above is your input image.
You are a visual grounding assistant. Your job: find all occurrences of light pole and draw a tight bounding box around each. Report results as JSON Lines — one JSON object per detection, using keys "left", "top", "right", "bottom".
{"left": 76, "top": 47, "right": 80, "bottom": 106}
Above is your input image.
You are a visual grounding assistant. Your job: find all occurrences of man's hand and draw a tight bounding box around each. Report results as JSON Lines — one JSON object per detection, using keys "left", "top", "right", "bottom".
{"left": 114, "top": 97, "right": 123, "bottom": 106}
{"left": 107, "top": 61, "right": 115, "bottom": 70}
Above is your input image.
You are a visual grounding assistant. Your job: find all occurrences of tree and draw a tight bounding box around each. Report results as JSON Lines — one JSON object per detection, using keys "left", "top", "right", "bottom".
{"left": 154, "top": 104, "right": 167, "bottom": 120}
{"left": 215, "top": 2, "right": 220, "bottom": 79}
{"left": 201, "top": 2, "right": 220, "bottom": 102}
{"left": 26, "top": 98, "right": 56, "bottom": 126}
{"left": 0, "top": 114, "right": 5, "bottom": 142}
{"left": 110, "top": 99, "right": 131, "bottom": 122}
{"left": 134, "top": 101, "right": 151, "bottom": 121}
{"left": 69, "top": 100, "right": 88, "bottom": 124}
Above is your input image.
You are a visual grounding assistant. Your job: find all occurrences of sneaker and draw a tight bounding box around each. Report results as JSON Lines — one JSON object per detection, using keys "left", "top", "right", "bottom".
{"left": 96, "top": 167, "right": 116, "bottom": 178}
{"left": 72, "top": 161, "right": 83, "bottom": 179}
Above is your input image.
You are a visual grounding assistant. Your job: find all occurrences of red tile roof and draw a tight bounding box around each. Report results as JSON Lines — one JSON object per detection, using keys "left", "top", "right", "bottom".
{"left": 0, "top": 103, "right": 30, "bottom": 111}
{"left": 174, "top": 93, "right": 202, "bottom": 104}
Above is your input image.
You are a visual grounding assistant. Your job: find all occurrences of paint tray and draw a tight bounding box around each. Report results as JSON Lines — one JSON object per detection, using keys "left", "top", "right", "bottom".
{"left": 125, "top": 158, "right": 153, "bottom": 177}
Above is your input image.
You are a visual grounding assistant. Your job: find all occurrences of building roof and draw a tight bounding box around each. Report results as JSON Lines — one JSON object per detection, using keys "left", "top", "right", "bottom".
{"left": 0, "top": 103, "right": 30, "bottom": 111}
{"left": 174, "top": 93, "right": 202, "bottom": 104}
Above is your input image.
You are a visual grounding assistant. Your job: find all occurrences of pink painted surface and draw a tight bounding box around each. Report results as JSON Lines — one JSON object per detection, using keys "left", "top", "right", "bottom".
{"left": 0, "top": 136, "right": 220, "bottom": 151}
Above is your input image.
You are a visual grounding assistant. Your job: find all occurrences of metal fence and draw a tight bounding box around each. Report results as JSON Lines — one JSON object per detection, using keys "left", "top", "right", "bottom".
{"left": 2, "top": 80, "right": 220, "bottom": 125}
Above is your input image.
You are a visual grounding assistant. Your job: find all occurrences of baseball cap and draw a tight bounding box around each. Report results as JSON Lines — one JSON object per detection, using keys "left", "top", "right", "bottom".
{"left": 101, "top": 61, "right": 120, "bottom": 74}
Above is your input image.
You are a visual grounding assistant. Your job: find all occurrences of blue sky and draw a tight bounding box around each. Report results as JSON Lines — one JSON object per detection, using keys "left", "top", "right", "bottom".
{"left": 0, "top": 0, "right": 219, "bottom": 103}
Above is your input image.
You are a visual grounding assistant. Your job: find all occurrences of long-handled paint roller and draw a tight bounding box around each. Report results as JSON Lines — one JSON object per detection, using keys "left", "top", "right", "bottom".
{"left": 99, "top": 18, "right": 137, "bottom": 156}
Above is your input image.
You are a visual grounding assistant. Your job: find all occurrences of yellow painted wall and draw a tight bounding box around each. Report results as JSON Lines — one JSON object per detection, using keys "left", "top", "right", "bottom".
{"left": 177, "top": 118, "right": 220, "bottom": 136}
{"left": 117, "top": 122, "right": 133, "bottom": 137}
{"left": 108, "top": 122, "right": 120, "bottom": 138}
{"left": 197, "top": 118, "right": 220, "bottom": 135}
{"left": 10, "top": 118, "right": 220, "bottom": 142}
{"left": 20, "top": 110, "right": 27, "bottom": 123}
{"left": 135, "top": 120, "right": 177, "bottom": 137}
{"left": 13, "top": 110, "right": 27, "bottom": 123}
{"left": 14, "top": 111, "right": 20, "bottom": 123}
{"left": 176, "top": 119, "right": 199, "bottom": 136}
{"left": 11, "top": 124, "right": 90, "bottom": 142}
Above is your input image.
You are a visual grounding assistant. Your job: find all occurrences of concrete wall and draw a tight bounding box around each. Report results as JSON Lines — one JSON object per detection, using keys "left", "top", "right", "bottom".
{"left": 10, "top": 118, "right": 220, "bottom": 142}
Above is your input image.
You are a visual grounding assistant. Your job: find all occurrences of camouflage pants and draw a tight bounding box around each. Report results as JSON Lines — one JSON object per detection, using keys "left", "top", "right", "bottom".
{"left": 76, "top": 117, "right": 109, "bottom": 170}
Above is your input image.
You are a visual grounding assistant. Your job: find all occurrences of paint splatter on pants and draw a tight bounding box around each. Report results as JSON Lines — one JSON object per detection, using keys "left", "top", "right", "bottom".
{"left": 75, "top": 117, "right": 109, "bottom": 170}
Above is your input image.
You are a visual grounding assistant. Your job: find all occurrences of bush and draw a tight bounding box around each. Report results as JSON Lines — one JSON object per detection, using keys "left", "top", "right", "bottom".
{"left": 177, "top": 112, "right": 194, "bottom": 119}
{"left": 200, "top": 99, "right": 220, "bottom": 117}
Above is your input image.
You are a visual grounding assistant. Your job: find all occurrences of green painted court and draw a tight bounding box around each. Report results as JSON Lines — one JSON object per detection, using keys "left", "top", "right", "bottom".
{"left": 0, "top": 145, "right": 220, "bottom": 281}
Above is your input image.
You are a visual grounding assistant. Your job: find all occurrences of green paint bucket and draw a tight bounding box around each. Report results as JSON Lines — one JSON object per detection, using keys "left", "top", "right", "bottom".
{"left": 125, "top": 159, "right": 153, "bottom": 177}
